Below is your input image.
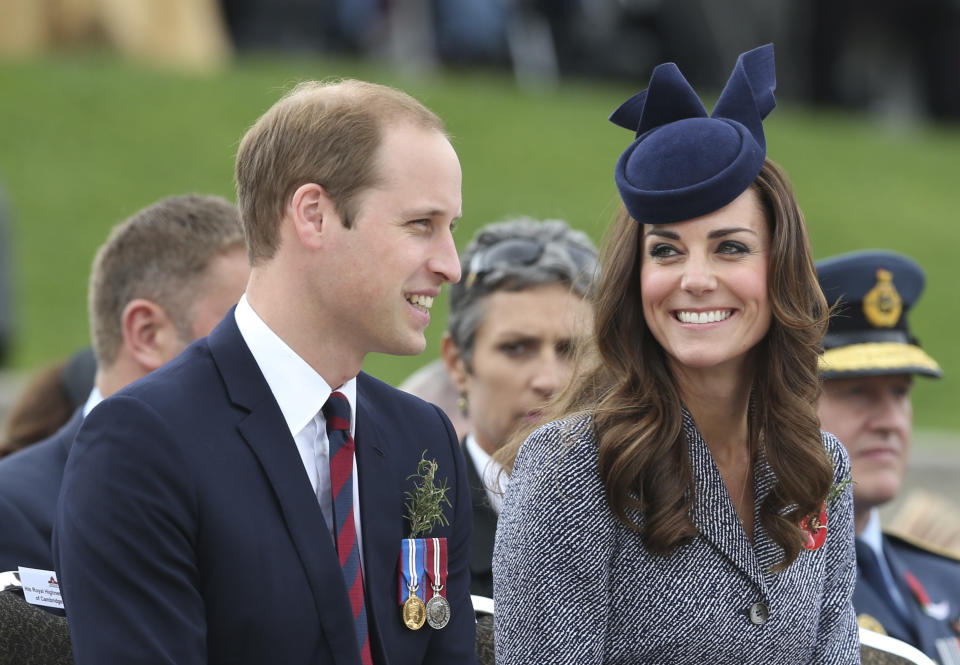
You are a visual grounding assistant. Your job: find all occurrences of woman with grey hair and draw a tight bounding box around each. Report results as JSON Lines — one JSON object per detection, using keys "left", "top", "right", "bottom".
{"left": 440, "top": 217, "right": 597, "bottom": 598}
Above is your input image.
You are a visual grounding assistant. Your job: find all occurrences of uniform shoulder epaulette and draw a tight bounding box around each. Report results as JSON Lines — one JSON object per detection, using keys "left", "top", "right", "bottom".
{"left": 883, "top": 528, "right": 960, "bottom": 563}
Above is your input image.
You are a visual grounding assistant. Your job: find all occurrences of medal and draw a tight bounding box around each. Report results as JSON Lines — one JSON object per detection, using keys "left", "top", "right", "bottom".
{"left": 904, "top": 571, "right": 951, "bottom": 620}
{"left": 424, "top": 537, "right": 450, "bottom": 629}
{"left": 399, "top": 538, "right": 428, "bottom": 630}
{"left": 402, "top": 594, "right": 426, "bottom": 630}
{"left": 426, "top": 595, "right": 451, "bottom": 630}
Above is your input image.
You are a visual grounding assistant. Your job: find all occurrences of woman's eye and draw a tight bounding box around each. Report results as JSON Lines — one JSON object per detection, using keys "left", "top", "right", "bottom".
{"left": 499, "top": 342, "right": 531, "bottom": 357}
{"left": 649, "top": 243, "right": 679, "bottom": 258}
{"left": 717, "top": 240, "right": 749, "bottom": 255}
{"left": 556, "top": 340, "right": 575, "bottom": 359}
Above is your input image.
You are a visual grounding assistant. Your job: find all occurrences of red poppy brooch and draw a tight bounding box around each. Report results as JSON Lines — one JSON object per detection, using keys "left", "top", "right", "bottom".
{"left": 800, "top": 474, "right": 853, "bottom": 551}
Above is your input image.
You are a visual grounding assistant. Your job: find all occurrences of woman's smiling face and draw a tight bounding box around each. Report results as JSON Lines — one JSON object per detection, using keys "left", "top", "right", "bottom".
{"left": 640, "top": 187, "right": 772, "bottom": 376}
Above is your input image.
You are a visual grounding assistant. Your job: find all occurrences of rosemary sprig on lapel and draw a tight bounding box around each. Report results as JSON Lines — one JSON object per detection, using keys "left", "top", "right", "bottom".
{"left": 404, "top": 452, "right": 452, "bottom": 539}
{"left": 801, "top": 451, "right": 855, "bottom": 550}
{"left": 826, "top": 473, "right": 854, "bottom": 505}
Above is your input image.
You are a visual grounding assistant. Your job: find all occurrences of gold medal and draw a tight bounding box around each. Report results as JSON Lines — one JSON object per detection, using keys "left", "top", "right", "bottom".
{"left": 402, "top": 595, "right": 426, "bottom": 630}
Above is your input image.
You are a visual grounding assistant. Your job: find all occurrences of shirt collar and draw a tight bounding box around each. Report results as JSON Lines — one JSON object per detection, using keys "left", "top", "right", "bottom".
{"left": 860, "top": 507, "right": 884, "bottom": 556}
{"left": 234, "top": 294, "right": 357, "bottom": 437}
{"left": 465, "top": 433, "right": 506, "bottom": 513}
{"left": 82, "top": 386, "right": 104, "bottom": 418}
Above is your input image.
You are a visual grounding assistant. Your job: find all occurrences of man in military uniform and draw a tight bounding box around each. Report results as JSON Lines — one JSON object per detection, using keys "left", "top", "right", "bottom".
{"left": 817, "top": 250, "right": 960, "bottom": 663}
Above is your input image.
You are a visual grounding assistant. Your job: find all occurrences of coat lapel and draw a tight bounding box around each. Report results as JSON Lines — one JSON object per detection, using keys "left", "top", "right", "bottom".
{"left": 463, "top": 442, "right": 497, "bottom": 580}
{"left": 685, "top": 412, "right": 768, "bottom": 595}
{"left": 208, "top": 312, "right": 360, "bottom": 665}
{"left": 884, "top": 537, "right": 937, "bottom": 655}
{"left": 750, "top": 445, "right": 785, "bottom": 576}
{"left": 354, "top": 375, "right": 402, "bottom": 665}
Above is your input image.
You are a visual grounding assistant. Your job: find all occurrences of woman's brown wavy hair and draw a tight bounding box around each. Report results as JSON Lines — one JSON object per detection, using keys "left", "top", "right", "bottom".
{"left": 503, "top": 159, "right": 833, "bottom": 570}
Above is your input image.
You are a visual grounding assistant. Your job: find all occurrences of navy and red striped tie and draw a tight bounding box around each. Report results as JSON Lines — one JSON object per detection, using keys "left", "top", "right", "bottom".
{"left": 323, "top": 391, "right": 373, "bottom": 665}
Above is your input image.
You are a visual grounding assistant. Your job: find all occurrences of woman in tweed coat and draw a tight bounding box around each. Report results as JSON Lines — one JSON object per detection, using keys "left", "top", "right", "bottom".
{"left": 493, "top": 45, "right": 860, "bottom": 664}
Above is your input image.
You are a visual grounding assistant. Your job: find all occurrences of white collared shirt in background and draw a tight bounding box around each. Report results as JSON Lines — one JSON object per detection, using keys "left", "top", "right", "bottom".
{"left": 464, "top": 433, "right": 507, "bottom": 514}
{"left": 235, "top": 295, "right": 363, "bottom": 564}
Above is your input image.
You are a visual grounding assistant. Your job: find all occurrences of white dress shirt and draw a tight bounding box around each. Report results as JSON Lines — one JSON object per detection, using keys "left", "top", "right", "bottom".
{"left": 82, "top": 386, "right": 104, "bottom": 418}
{"left": 464, "top": 433, "right": 507, "bottom": 514}
{"left": 234, "top": 295, "right": 363, "bottom": 562}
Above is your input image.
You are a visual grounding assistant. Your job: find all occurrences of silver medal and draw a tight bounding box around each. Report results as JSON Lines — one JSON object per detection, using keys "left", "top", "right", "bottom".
{"left": 425, "top": 594, "right": 451, "bottom": 629}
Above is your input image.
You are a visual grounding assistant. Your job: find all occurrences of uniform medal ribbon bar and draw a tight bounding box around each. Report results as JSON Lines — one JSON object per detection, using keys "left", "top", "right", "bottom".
{"left": 399, "top": 538, "right": 427, "bottom": 630}
{"left": 424, "top": 537, "right": 450, "bottom": 629}
{"left": 904, "top": 571, "right": 951, "bottom": 620}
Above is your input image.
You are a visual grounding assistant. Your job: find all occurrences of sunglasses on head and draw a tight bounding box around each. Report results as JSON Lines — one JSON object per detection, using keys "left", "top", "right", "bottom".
{"left": 464, "top": 237, "right": 596, "bottom": 289}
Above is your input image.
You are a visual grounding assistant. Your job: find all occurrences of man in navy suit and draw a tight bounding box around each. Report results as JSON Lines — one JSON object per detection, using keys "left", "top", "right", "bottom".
{"left": 0, "top": 194, "right": 248, "bottom": 575}
{"left": 817, "top": 250, "right": 960, "bottom": 663}
{"left": 54, "top": 80, "right": 476, "bottom": 665}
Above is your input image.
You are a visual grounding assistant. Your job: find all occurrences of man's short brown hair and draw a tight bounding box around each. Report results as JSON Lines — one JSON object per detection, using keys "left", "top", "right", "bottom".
{"left": 235, "top": 79, "right": 445, "bottom": 264}
{"left": 88, "top": 194, "right": 244, "bottom": 367}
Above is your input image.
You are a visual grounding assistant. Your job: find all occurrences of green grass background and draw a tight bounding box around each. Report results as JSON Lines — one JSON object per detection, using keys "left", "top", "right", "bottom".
{"left": 1, "top": 53, "right": 958, "bottom": 431}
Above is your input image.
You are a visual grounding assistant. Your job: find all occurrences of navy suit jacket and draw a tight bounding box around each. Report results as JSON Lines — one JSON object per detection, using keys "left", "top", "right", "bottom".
{"left": 462, "top": 442, "right": 496, "bottom": 599}
{"left": 0, "top": 409, "right": 83, "bottom": 573}
{"left": 854, "top": 532, "right": 960, "bottom": 663}
{"left": 53, "top": 312, "right": 477, "bottom": 665}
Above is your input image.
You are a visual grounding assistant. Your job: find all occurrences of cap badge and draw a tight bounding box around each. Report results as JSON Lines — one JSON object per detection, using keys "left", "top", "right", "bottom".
{"left": 862, "top": 268, "right": 902, "bottom": 328}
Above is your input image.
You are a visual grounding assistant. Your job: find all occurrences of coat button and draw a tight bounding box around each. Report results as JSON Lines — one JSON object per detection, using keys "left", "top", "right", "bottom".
{"left": 749, "top": 602, "right": 769, "bottom": 625}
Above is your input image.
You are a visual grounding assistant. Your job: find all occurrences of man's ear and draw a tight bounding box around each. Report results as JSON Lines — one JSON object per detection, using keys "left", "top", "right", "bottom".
{"left": 441, "top": 334, "right": 469, "bottom": 395}
{"left": 288, "top": 182, "right": 339, "bottom": 250}
{"left": 120, "top": 299, "right": 181, "bottom": 372}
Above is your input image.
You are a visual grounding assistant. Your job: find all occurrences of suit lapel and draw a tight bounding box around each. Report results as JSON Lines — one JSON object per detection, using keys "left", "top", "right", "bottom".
{"left": 853, "top": 566, "right": 918, "bottom": 645}
{"left": 354, "top": 375, "right": 402, "bottom": 665}
{"left": 884, "top": 537, "right": 938, "bottom": 656}
{"left": 208, "top": 312, "right": 360, "bottom": 664}
{"left": 463, "top": 442, "right": 497, "bottom": 580}
{"left": 685, "top": 412, "right": 768, "bottom": 594}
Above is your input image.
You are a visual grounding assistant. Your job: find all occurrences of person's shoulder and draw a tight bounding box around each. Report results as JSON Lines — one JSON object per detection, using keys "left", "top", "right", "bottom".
{"left": 0, "top": 412, "right": 79, "bottom": 485}
{"left": 499, "top": 414, "right": 612, "bottom": 541}
{"left": 820, "top": 429, "right": 847, "bottom": 457}
{"left": 0, "top": 434, "right": 60, "bottom": 476}
{"left": 820, "top": 429, "right": 852, "bottom": 478}
{"left": 357, "top": 373, "right": 460, "bottom": 461}
{"left": 884, "top": 530, "right": 960, "bottom": 567}
{"left": 79, "top": 348, "right": 222, "bottom": 456}
{"left": 358, "top": 371, "right": 442, "bottom": 419}
{"left": 112, "top": 340, "right": 218, "bottom": 408}
{"left": 359, "top": 371, "right": 419, "bottom": 402}
{"left": 528, "top": 413, "right": 594, "bottom": 445}
{"left": 512, "top": 414, "right": 597, "bottom": 482}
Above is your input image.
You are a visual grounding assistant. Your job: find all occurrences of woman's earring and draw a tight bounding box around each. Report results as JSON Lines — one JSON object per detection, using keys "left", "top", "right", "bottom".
{"left": 457, "top": 394, "right": 468, "bottom": 415}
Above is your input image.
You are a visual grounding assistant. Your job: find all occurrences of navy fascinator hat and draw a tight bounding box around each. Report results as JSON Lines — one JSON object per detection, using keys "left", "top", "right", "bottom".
{"left": 611, "top": 44, "right": 776, "bottom": 225}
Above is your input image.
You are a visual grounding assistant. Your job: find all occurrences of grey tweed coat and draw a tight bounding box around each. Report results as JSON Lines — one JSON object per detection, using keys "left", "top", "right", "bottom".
{"left": 493, "top": 412, "right": 860, "bottom": 664}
